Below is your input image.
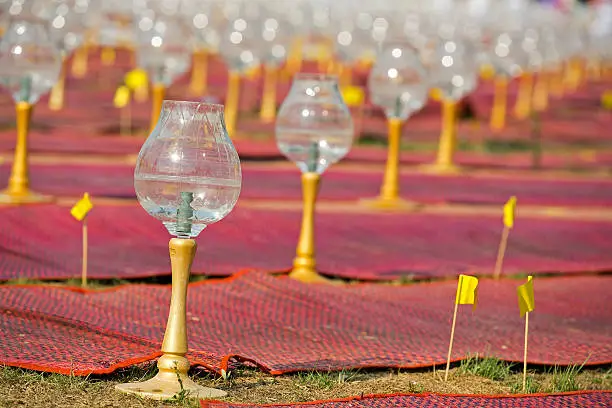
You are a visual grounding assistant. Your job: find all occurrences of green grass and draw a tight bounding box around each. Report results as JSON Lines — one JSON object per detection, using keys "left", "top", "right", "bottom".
{"left": 459, "top": 355, "right": 514, "bottom": 381}
{"left": 294, "top": 370, "right": 361, "bottom": 390}
{"left": 548, "top": 363, "right": 586, "bottom": 393}
{"left": 510, "top": 375, "right": 540, "bottom": 394}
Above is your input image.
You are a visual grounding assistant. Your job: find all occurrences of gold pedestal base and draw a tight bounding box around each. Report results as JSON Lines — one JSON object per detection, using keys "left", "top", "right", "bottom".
{"left": 0, "top": 188, "right": 53, "bottom": 204}
{"left": 360, "top": 196, "right": 421, "bottom": 211}
{"left": 289, "top": 266, "right": 338, "bottom": 284}
{"left": 115, "top": 371, "right": 226, "bottom": 400}
{"left": 419, "top": 163, "right": 462, "bottom": 175}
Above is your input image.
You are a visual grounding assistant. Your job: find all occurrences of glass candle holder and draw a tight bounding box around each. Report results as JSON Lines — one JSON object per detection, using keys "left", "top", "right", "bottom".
{"left": 0, "top": 15, "right": 62, "bottom": 204}
{"left": 364, "top": 39, "right": 429, "bottom": 209}
{"left": 423, "top": 36, "right": 479, "bottom": 174}
{"left": 117, "top": 101, "right": 240, "bottom": 400}
{"left": 276, "top": 73, "right": 353, "bottom": 283}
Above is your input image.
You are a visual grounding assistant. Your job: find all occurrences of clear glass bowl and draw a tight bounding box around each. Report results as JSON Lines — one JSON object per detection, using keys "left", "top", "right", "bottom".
{"left": 134, "top": 101, "right": 242, "bottom": 238}
{"left": 0, "top": 16, "right": 62, "bottom": 104}
{"left": 134, "top": 14, "right": 192, "bottom": 86}
{"left": 368, "top": 40, "right": 429, "bottom": 121}
{"left": 276, "top": 73, "right": 353, "bottom": 174}
{"left": 428, "top": 38, "right": 478, "bottom": 101}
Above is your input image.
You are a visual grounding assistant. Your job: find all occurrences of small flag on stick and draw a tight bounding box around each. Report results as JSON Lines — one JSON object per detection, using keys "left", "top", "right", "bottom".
{"left": 445, "top": 274, "right": 479, "bottom": 381}
{"left": 71, "top": 193, "right": 93, "bottom": 288}
{"left": 113, "top": 85, "right": 130, "bottom": 109}
{"left": 494, "top": 196, "right": 517, "bottom": 279}
{"left": 517, "top": 276, "right": 535, "bottom": 392}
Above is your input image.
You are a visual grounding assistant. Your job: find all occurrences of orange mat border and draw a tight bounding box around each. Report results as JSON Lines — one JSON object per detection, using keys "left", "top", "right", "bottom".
{"left": 200, "top": 390, "right": 612, "bottom": 407}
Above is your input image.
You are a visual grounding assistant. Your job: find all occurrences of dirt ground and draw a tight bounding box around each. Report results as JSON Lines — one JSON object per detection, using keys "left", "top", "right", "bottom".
{"left": 1, "top": 362, "right": 610, "bottom": 408}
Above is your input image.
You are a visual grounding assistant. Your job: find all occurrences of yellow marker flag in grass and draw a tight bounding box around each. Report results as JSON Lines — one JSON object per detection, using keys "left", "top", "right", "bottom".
{"left": 445, "top": 273, "right": 479, "bottom": 381}
{"left": 455, "top": 274, "right": 479, "bottom": 309}
{"left": 125, "top": 68, "right": 148, "bottom": 91}
{"left": 517, "top": 275, "right": 535, "bottom": 318}
{"left": 503, "top": 196, "right": 517, "bottom": 229}
{"left": 71, "top": 193, "right": 93, "bottom": 221}
{"left": 341, "top": 86, "right": 365, "bottom": 107}
{"left": 113, "top": 86, "right": 131, "bottom": 108}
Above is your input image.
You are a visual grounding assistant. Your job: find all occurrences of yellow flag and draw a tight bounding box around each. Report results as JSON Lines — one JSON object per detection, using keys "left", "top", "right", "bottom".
{"left": 517, "top": 276, "right": 535, "bottom": 318}
{"left": 341, "top": 86, "right": 365, "bottom": 107}
{"left": 125, "top": 68, "right": 149, "bottom": 91}
{"left": 71, "top": 193, "right": 93, "bottom": 221}
{"left": 601, "top": 91, "right": 612, "bottom": 110}
{"left": 113, "top": 86, "right": 130, "bottom": 108}
{"left": 503, "top": 196, "right": 517, "bottom": 229}
{"left": 455, "top": 274, "right": 479, "bottom": 309}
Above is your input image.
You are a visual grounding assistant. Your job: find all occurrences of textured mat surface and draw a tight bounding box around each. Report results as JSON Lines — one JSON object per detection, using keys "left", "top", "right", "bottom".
{"left": 202, "top": 391, "right": 612, "bottom": 408}
{"left": 2, "top": 204, "right": 612, "bottom": 281}
{"left": 0, "top": 272, "right": 610, "bottom": 375}
{"left": 2, "top": 163, "right": 612, "bottom": 207}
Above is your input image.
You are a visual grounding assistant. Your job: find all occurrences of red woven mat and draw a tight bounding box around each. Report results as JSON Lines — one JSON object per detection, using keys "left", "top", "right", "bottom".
{"left": 0, "top": 272, "right": 610, "bottom": 375}
{"left": 202, "top": 391, "right": 612, "bottom": 407}
{"left": 2, "top": 164, "right": 612, "bottom": 207}
{"left": 2, "top": 204, "right": 612, "bottom": 281}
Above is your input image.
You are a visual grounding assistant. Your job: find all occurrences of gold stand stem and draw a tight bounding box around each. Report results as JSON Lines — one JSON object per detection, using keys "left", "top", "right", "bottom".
{"left": 49, "top": 56, "right": 67, "bottom": 111}
{"left": 101, "top": 46, "right": 116, "bottom": 66}
{"left": 71, "top": 45, "right": 88, "bottom": 78}
{"left": 150, "top": 84, "right": 166, "bottom": 135}
{"left": 338, "top": 63, "right": 352, "bottom": 87}
{"left": 532, "top": 73, "right": 549, "bottom": 112}
{"left": 548, "top": 67, "right": 564, "bottom": 99}
{"left": 360, "top": 117, "right": 419, "bottom": 210}
{"left": 380, "top": 118, "right": 402, "bottom": 200}
{"left": 115, "top": 238, "right": 227, "bottom": 400}
{"left": 514, "top": 73, "right": 533, "bottom": 120}
{"left": 490, "top": 77, "right": 507, "bottom": 132}
{"left": 259, "top": 64, "right": 278, "bottom": 123}
{"left": 433, "top": 100, "right": 458, "bottom": 172}
{"left": 189, "top": 49, "right": 208, "bottom": 96}
{"left": 290, "top": 172, "right": 333, "bottom": 284}
{"left": 225, "top": 71, "right": 240, "bottom": 137}
{"left": 0, "top": 102, "right": 51, "bottom": 204}
{"left": 564, "top": 59, "right": 583, "bottom": 92}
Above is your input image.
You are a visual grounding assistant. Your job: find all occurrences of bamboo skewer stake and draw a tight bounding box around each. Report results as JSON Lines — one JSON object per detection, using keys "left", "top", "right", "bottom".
{"left": 81, "top": 219, "right": 88, "bottom": 288}
{"left": 444, "top": 301, "right": 459, "bottom": 381}
{"left": 493, "top": 226, "right": 510, "bottom": 280}
{"left": 522, "top": 311, "right": 530, "bottom": 392}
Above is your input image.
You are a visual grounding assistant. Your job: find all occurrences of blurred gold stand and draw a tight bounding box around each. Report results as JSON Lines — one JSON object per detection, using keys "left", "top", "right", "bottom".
{"left": 290, "top": 172, "right": 338, "bottom": 284}
{"left": 150, "top": 84, "right": 165, "bottom": 134}
{"left": 189, "top": 49, "right": 208, "bottom": 96}
{"left": 225, "top": 71, "right": 241, "bottom": 137}
{"left": 115, "top": 238, "right": 227, "bottom": 400}
{"left": 514, "top": 73, "right": 534, "bottom": 120}
{"left": 0, "top": 102, "right": 53, "bottom": 204}
{"left": 489, "top": 76, "right": 507, "bottom": 132}
{"left": 259, "top": 64, "right": 278, "bottom": 123}
{"left": 420, "top": 100, "right": 461, "bottom": 175}
{"left": 361, "top": 118, "right": 420, "bottom": 210}
{"left": 49, "top": 56, "right": 67, "bottom": 111}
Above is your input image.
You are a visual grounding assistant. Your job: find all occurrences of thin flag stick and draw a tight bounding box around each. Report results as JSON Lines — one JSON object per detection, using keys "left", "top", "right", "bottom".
{"left": 523, "top": 311, "right": 529, "bottom": 392}
{"left": 444, "top": 302, "right": 459, "bottom": 381}
{"left": 493, "top": 226, "right": 510, "bottom": 280}
{"left": 82, "top": 218, "right": 88, "bottom": 288}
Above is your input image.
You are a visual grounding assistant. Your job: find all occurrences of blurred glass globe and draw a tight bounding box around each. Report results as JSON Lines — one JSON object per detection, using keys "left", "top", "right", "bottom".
{"left": 0, "top": 16, "right": 62, "bottom": 104}
{"left": 276, "top": 74, "right": 354, "bottom": 174}
{"left": 368, "top": 40, "right": 429, "bottom": 120}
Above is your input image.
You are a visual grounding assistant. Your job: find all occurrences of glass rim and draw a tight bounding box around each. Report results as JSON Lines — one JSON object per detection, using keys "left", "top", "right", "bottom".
{"left": 161, "top": 99, "right": 225, "bottom": 111}
{"left": 294, "top": 73, "right": 339, "bottom": 82}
